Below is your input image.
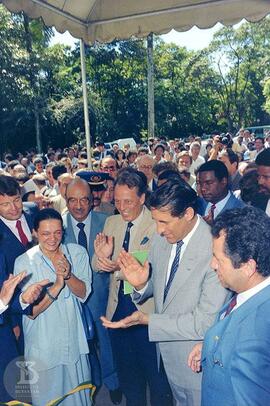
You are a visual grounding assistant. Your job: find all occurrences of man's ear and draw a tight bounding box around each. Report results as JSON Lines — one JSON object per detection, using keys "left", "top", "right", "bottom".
{"left": 184, "top": 207, "right": 195, "bottom": 221}
{"left": 242, "top": 259, "right": 257, "bottom": 278}
{"left": 221, "top": 177, "right": 228, "bottom": 187}
{"left": 139, "top": 193, "right": 146, "bottom": 206}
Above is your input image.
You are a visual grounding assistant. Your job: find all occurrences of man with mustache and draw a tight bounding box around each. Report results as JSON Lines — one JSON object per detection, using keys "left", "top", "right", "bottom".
{"left": 254, "top": 148, "right": 270, "bottom": 215}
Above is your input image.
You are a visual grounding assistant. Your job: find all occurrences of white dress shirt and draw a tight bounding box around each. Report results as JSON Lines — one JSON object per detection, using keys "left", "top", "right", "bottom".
{"left": 232, "top": 277, "right": 270, "bottom": 313}
{"left": 0, "top": 298, "right": 8, "bottom": 315}
{"left": 137, "top": 215, "right": 201, "bottom": 293}
{"left": 71, "top": 211, "right": 92, "bottom": 251}
{"left": 206, "top": 191, "right": 231, "bottom": 219}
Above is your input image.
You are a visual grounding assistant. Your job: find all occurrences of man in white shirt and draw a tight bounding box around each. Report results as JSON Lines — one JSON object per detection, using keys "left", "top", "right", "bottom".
{"left": 136, "top": 154, "right": 157, "bottom": 190}
{"left": 188, "top": 206, "right": 270, "bottom": 406}
{"left": 101, "top": 179, "right": 228, "bottom": 406}
{"left": 189, "top": 141, "right": 205, "bottom": 175}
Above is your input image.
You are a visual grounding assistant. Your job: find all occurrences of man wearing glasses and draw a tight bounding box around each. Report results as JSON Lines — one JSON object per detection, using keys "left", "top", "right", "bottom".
{"left": 100, "top": 157, "right": 118, "bottom": 179}
{"left": 63, "top": 177, "right": 121, "bottom": 404}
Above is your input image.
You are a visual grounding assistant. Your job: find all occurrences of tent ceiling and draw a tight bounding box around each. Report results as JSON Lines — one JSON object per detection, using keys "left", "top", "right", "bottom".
{"left": 1, "top": 0, "right": 270, "bottom": 44}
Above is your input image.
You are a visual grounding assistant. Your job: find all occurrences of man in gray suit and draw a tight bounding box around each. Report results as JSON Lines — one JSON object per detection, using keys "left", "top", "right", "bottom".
{"left": 102, "top": 179, "right": 228, "bottom": 406}
{"left": 62, "top": 177, "right": 121, "bottom": 404}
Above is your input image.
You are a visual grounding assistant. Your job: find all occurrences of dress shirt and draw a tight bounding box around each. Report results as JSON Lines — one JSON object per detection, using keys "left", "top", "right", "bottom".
{"left": 126, "top": 206, "right": 145, "bottom": 249}
{"left": 148, "top": 179, "right": 154, "bottom": 191}
{"left": 190, "top": 156, "right": 205, "bottom": 175}
{"left": 206, "top": 191, "right": 231, "bottom": 219}
{"left": 165, "top": 215, "right": 200, "bottom": 284}
{"left": 232, "top": 276, "right": 270, "bottom": 313}
{"left": 266, "top": 199, "right": 270, "bottom": 217}
{"left": 70, "top": 211, "right": 92, "bottom": 251}
{"left": 137, "top": 215, "right": 201, "bottom": 293}
{"left": 0, "top": 214, "right": 32, "bottom": 242}
{"left": 0, "top": 298, "right": 8, "bottom": 315}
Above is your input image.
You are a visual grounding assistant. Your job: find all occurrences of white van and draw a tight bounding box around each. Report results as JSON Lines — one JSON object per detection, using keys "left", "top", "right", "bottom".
{"left": 111, "top": 138, "right": 137, "bottom": 150}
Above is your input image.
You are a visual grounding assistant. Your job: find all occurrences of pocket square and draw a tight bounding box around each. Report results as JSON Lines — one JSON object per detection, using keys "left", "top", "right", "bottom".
{"left": 140, "top": 236, "right": 149, "bottom": 245}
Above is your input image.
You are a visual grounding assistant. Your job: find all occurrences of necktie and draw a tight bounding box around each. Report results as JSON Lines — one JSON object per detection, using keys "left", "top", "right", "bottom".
{"left": 119, "top": 222, "right": 133, "bottom": 293}
{"left": 224, "top": 295, "right": 237, "bottom": 317}
{"left": 122, "top": 222, "right": 133, "bottom": 251}
{"left": 163, "top": 240, "right": 184, "bottom": 302}
{"left": 210, "top": 204, "right": 216, "bottom": 219}
{"left": 77, "top": 223, "right": 87, "bottom": 250}
{"left": 16, "top": 220, "right": 29, "bottom": 246}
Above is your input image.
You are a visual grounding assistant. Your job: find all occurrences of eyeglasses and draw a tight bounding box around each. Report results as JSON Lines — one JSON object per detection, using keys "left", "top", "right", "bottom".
{"left": 67, "top": 197, "right": 91, "bottom": 205}
{"left": 139, "top": 165, "right": 153, "bottom": 170}
{"left": 102, "top": 166, "right": 116, "bottom": 171}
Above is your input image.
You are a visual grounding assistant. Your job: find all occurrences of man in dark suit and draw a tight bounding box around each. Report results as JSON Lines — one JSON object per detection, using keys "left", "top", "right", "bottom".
{"left": 219, "top": 148, "right": 242, "bottom": 191}
{"left": 136, "top": 154, "right": 158, "bottom": 191}
{"left": 62, "top": 176, "right": 121, "bottom": 404}
{"left": 188, "top": 206, "right": 270, "bottom": 406}
{"left": 0, "top": 255, "right": 49, "bottom": 401}
{"left": 0, "top": 175, "right": 38, "bottom": 350}
{"left": 252, "top": 148, "right": 270, "bottom": 215}
{"left": 197, "top": 160, "right": 244, "bottom": 225}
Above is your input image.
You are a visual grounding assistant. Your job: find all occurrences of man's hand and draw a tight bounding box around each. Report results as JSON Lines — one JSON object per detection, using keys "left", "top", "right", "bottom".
{"left": 0, "top": 272, "right": 27, "bottom": 306}
{"left": 96, "top": 257, "right": 120, "bottom": 273}
{"left": 101, "top": 311, "right": 149, "bottom": 329}
{"left": 117, "top": 249, "right": 149, "bottom": 290}
{"left": 21, "top": 279, "right": 50, "bottom": 304}
{"left": 187, "top": 343, "right": 203, "bottom": 373}
{"left": 94, "top": 233, "right": 114, "bottom": 258}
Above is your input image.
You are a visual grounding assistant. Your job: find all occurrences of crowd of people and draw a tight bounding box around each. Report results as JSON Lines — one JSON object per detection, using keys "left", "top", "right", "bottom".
{"left": 0, "top": 127, "right": 270, "bottom": 406}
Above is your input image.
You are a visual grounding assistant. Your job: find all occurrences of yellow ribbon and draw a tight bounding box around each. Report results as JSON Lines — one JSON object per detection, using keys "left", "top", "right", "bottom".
{"left": 1, "top": 381, "right": 96, "bottom": 406}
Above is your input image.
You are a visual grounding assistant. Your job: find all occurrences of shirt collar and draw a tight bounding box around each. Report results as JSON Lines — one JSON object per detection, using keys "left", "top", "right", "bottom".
{"left": 0, "top": 213, "right": 26, "bottom": 227}
{"left": 124, "top": 205, "right": 145, "bottom": 228}
{"left": 182, "top": 215, "right": 200, "bottom": 246}
{"left": 70, "top": 211, "right": 92, "bottom": 228}
{"left": 235, "top": 276, "right": 270, "bottom": 310}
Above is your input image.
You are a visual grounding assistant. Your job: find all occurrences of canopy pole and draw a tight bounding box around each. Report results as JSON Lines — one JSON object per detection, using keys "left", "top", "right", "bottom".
{"left": 80, "top": 39, "right": 92, "bottom": 169}
{"left": 147, "top": 33, "right": 155, "bottom": 139}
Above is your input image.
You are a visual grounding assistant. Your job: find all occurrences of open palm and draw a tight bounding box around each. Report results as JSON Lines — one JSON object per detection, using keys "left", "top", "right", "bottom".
{"left": 117, "top": 249, "right": 149, "bottom": 289}
{"left": 94, "top": 233, "right": 114, "bottom": 258}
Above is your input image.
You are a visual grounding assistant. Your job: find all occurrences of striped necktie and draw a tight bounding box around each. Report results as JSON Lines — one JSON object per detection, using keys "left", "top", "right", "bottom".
{"left": 163, "top": 240, "right": 183, "bottom": 302}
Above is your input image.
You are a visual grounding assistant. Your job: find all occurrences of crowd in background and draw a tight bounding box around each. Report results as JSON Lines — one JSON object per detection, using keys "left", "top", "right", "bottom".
{"left": 1, "top": 126, "right": 270, "bottom": 406}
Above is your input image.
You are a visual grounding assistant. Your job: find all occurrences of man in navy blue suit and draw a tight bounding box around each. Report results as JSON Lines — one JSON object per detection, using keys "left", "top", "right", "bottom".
{"left": 62, "top": 176, "right": 121, "bottom": 404}
{"left": 197, "top": 159, "right": 244, "bottom": 225}
{"left": 0, "top": 254, "right": 49, "bottom": 402}
{"left": 188, "top": 206, "right": 270, "bottom": 406}
{"left": 0, "top": 175, "right": 38, "bottom": 349}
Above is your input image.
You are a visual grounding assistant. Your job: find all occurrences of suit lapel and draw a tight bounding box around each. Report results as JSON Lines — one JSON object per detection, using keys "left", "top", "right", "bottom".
{"left": 0, "top": 219, "right": 24, "bottom": 249}
{"left": 66, "top": 213, "right": 76, "bottom": 243}
{"left": 156, "top": 241, "right": 172, "bottom": 313}
{"left": 162, "top": 219, "right": 205, "bottom": 310}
